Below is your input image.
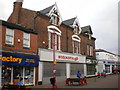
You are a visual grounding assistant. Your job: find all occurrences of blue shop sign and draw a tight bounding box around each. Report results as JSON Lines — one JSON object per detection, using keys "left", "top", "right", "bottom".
{"left": 103, "top": 61, "right": 116, "bottom": 65}
{"left": 0, "top": 52, "right": 39, "bottom": 66}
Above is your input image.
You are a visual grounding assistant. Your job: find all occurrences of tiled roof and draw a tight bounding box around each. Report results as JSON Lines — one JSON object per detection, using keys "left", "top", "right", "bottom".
{"left": 40, "top": 4, "right": 55, "bottom": 15}
{"left": 81, "top": 25, "right": 93, "bottom": 34}
{"left": 62, "top": 17, "right": 76, "bottom": 26}
{"left": 0, "top": 20, "right": 37, "bottom": 34}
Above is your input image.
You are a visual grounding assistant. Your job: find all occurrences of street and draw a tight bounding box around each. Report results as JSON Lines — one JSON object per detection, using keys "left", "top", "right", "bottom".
{"left": 29, "top": 74, "right": 119, "bottom": 88}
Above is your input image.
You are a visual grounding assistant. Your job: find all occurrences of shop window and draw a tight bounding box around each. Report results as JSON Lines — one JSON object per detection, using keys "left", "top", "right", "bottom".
{"left": 2, "top": 66, "right": 34, "bottom": 86}
{"left": 23, "top": 33, "right": 30, "bottom": 48}
{"left": 2, "top": 66, "right": 12, "bottom": 85}
{"left": 5, "top": 28, "right": 14, "bottom": 45}
{"left": 87, "top": 64, "right": 96, "bottom": 75}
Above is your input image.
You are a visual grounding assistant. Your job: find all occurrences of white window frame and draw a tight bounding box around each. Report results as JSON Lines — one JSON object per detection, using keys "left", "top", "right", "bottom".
{"left": 5, "top": 28, "right": 14, "bottom": 45}
{"left": 72, "top": 35, "right": 81, "bottom": 54}
{"left": 23, "top": 32, "right": 30, "bottom": 48}
{"left": 87, "top": 45, "right": 90, "bottom": 56}
{"left": 47, "top": 25, "right": 61, "bottom": 51}
{"left": 90, "top": 46, "right": 93, "bottom": 56}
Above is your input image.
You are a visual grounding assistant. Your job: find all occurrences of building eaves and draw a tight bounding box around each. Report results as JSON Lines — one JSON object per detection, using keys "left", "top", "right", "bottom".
{"left": 95, "top": 49, "right": 117, "bottom": 56}
{"left": 0, "top": 20, "right": 37, "bottom": 34}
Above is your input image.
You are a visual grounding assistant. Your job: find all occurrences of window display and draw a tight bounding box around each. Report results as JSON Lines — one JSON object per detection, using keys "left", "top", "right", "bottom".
{"left": 2, "top": 66, "right": 12, "bottom": 85}
{"left": 2, "top": 65, "right": 34, "bottom": 86}
{"left": 24, "top": 67, "right": 34, "bottom": 85}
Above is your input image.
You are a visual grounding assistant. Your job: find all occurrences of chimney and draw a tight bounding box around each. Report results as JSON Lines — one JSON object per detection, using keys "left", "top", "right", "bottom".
{"left": 12, "top": 0, "right": 23, "bottom": 24}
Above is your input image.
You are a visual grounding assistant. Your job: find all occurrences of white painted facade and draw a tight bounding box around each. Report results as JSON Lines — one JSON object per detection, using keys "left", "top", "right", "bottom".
{"left": 38, "top": 48, "right": 86, "bottom": 84}
{"left": 96, "top": 50, "right": 118, "bottom": 74}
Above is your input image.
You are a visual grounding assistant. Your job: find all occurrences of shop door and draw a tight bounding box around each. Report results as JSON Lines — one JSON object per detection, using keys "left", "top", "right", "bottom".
{"left": 24, "top": 67, "right": 34, "bottom": 85}
{"left": 105, "top": 65, "right": 110, "bottom": 73}
{"left": 13, "top": 66, "right": 23, "bottom": 85}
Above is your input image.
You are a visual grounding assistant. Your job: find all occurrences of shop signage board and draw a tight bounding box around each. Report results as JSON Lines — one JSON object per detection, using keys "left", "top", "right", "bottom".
{"left": 103, "top": 61, "right": 116, "bottom": 65}
{"left": 39, "top": 48, "right": 86, "bottom": 63}
{"left": 0, "top": 52, "right": 39, "bottom": 66}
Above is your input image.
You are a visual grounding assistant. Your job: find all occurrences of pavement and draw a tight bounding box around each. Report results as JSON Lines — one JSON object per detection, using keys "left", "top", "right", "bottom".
{"left": 28, "top": 74, "right": 119, "bottom": 89}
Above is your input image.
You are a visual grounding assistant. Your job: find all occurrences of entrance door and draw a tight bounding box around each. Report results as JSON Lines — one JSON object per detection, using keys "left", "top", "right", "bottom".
{"left": 13, "top": 66, "right": 23, "bottom": 85}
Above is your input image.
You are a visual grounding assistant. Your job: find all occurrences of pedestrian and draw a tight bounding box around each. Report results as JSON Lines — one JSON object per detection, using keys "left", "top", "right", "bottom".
{"left": 77, "top": 71, "right": 81, "bottom": 79}
{"left": 103, "top": 70, "right": 106, "bottom": 77}
{"left": 97, "top": 72, "right": 101, "bottom": 78}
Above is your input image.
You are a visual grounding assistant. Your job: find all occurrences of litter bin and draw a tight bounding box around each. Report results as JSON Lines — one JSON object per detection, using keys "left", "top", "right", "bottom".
{"left": 50, "top": 78, "right": 55, "bottom": 86}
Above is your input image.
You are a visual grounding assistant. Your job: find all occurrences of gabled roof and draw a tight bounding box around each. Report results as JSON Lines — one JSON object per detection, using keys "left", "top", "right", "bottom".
{"left": 40, "top": 4, "right": 55, "bottom": 15}
{"left": 62, "top": 17, "right": 76, "bottom": 26}
{"left": 81, "top": 25, "right": 93, "bottom": 34}
{"left": 0, "top": 20, "right": 37, "bottom": 34}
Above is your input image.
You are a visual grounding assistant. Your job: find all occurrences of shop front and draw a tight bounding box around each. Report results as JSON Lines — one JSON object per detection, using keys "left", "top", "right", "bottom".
{"left": 97, "top": 60, "right": 117, "bottom": 74}
{"left": 38, "top": 48, "right": 86, "bottom": 85}
{"left": 103, "top": 61, "right": 117, "bottom": 74}
{"left": 86, "top": 59, "right": 97, "bottom": 76}
{"left": 0, "top": 51, "right": 39, "bottom": 86}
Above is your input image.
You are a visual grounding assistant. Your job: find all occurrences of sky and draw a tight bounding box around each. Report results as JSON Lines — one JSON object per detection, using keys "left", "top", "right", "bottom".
{"left": 0, "top": 0, "right": 119, "bottom": 55}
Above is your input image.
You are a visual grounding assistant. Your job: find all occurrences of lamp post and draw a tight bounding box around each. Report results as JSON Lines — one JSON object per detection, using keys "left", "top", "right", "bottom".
{"left": 52, "top": 31, "right": 57, "bottom": 88}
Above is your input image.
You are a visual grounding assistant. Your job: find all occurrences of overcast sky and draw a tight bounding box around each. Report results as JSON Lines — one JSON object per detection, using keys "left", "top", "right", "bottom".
{"left": 0, "top": 0, "right": 119, "bottom": 55}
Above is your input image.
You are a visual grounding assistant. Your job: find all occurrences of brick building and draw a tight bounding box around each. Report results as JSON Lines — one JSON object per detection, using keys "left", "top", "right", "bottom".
{"left": 0, "top": 20, "right": 39, "bottom": 86}
{"left": 7, "top": 0, "right": 96, "bottom": 85}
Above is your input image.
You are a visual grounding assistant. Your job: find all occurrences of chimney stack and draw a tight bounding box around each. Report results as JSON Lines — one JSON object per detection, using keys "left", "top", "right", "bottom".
{"left": 12, "top": 0, "right": 23, "bottom": 24}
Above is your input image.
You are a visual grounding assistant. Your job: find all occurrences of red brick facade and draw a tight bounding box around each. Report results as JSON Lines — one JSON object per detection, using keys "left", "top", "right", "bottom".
{"left": 0, "top": 20, "right": 38, "bottom": 85}
{"left": 7, "top": 1, "right": 96, "bottom": 59}
{"left": 1, "top": 25, "right": 38, "bottom": 54}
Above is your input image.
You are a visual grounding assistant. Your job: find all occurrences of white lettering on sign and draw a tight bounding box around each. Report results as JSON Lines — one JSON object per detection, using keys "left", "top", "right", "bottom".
{"left": 58, "top": 55, "right": 78, "bottom": 61}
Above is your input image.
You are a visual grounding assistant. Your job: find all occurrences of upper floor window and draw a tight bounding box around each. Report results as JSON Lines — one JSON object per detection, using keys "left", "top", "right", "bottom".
{"left": 50, "top": 10, "right": 60, "bottom": 25}
{"left": 48, "top": 25, "right": 61, "bottom": 50}
{"left": 72, "top": 35, "right": 81, "bottom": 54}
{"left": 87, "top": 45, "right": 90, "bottom": 56}
{"left": 5, "top": 28, "right": 14, "bottom": 45}
{"left": 74, "top": 24, "right": 79, "bottom": 35}
{"left": 23, "top": 33, "right": 30, "bottom": 48}
{"left": 87, "top": 45, "right": 93, "bottom": 56}
{"left": 90, "top": 46, "right": 93, "bottom": 56}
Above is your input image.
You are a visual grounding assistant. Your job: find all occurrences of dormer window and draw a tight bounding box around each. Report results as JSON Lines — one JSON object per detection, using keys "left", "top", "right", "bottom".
{"left": 74, "top": 24, "right": 79, "bottom": 35}
{"left": 50, "top": 10, "right": 59, "bottom": 25}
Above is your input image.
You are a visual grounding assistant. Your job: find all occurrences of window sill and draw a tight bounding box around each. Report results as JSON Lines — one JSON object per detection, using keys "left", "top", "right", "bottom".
{"left": 23, "top": 47, "right": 31, "bottom": 49}
{"left": 5, "top": 44, "right": 14, "bottom": 47}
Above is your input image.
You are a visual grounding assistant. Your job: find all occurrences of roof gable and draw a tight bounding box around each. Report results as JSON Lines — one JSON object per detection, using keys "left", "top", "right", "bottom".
{"left": 40, "top": 3, "right": 62, "bottom": 25}
{"left": 63, "top": 17, "right": 82, "bottom": 35}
